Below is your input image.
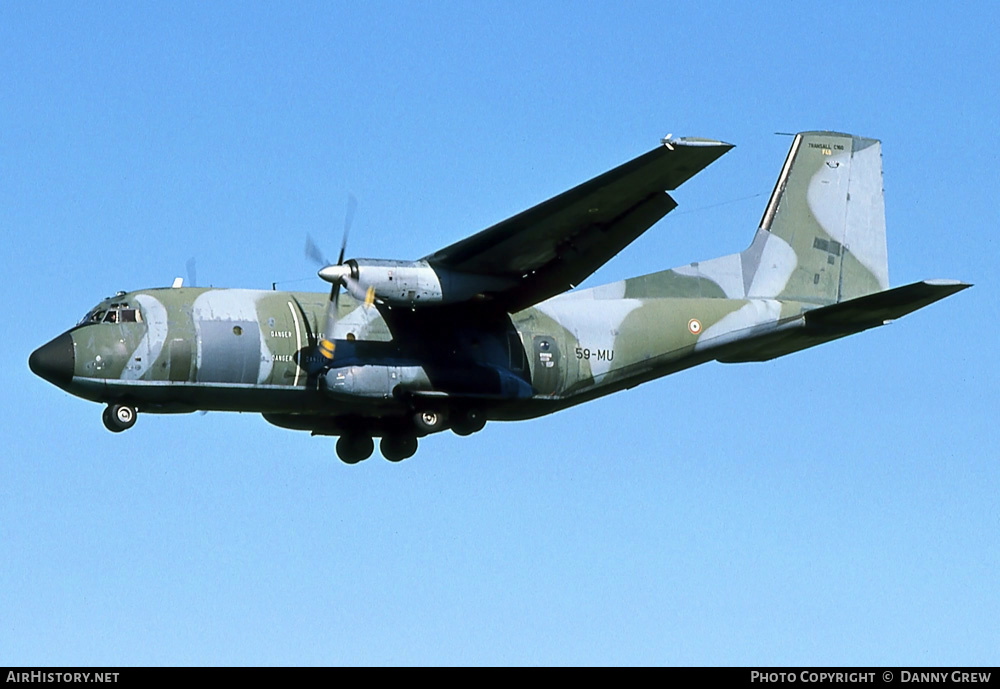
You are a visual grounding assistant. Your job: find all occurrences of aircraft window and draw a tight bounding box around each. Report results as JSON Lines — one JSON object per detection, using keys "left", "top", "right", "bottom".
{"left": 80, "top": 304, "right": 143, "bottom": 325}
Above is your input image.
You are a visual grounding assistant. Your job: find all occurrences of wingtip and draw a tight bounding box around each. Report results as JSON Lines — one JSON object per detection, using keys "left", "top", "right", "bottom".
{"left": 924, "top": 279, "right": 973, "bottom": 289}
{"left": 663, "top": 136, "right": 734, "bottom": 149}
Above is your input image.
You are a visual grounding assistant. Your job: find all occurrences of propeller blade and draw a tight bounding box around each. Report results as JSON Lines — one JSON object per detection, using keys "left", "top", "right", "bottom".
{"left": 305, "top": 234, "right": 328, "bottom": 267}
{"left": 315, "top": 193, "right": 359, "bottom": 368}
{"left": 185, "top": 257, "right": 198, "bottom": 288}
{"left": 338, "top": 194, "right": 357, "bottom": 266}
{"left": 340, "top": 274, "right": 370, "bottom": 304}
{"left": 318, "top": 284, "right": 340, "bottom": 362}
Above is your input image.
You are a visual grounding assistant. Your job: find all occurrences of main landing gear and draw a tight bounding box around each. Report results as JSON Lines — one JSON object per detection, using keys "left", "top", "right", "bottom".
{"left": 412, "top": 410, "right": 446, "bottom": 436}
{"left": 102, "top": 404, "right": 137, "bottom": 433}
{"left": 380, "top": 435, "right": 418, "bottom": 462}
{"left": 335, "top": 432, "right": 417, "bottom": 463}
{"left": 450, "top": 408, "right": 487, "bottom": 436}
{"left": 334, "top": 407, "right": 488, "bottom": 464}
{"left": 336, "top": 434, "right": 374, "bottom": 464}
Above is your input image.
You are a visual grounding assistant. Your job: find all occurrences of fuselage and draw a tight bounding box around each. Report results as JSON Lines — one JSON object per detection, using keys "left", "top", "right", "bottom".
{"left": 29, "top": 281, "right": 811, "bottom": 430}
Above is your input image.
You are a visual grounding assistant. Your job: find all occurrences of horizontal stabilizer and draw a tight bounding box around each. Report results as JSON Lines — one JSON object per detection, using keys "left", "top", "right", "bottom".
{"left": 718, "top": 280, "right": 970, "bottom": 363}
{"left": 805, "top": 279, "right": 971, "bottom": 332}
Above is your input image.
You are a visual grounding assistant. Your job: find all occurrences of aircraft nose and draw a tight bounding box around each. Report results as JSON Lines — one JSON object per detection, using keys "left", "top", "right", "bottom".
{"left": 29, "top": 333, "right": 75, "bottom": 387}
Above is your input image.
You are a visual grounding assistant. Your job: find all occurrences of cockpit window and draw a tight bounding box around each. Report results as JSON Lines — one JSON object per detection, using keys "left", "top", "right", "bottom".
{"left": 79, "top": 304, "right": 141, "bottom": 326}
{"left": 80, "top": 309, "right": 106, "bottom": 325}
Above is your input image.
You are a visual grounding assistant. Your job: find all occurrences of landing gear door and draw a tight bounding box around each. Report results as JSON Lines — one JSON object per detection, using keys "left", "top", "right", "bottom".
{"left": 531, "top": 335, "right": 563, "bottom": 396}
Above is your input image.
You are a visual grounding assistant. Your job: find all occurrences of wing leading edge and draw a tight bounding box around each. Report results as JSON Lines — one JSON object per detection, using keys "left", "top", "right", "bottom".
{"left": 424, "top": 136, "right": 733, "bottom": 312}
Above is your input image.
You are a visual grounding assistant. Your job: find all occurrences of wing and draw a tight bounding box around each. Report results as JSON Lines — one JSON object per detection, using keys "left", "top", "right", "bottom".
{"left": 424, "top": 136, "right": 733, "bottom": 312}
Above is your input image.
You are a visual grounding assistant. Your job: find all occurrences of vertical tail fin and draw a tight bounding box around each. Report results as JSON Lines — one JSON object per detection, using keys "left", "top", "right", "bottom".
{"left": 750, "top": 131, "right": 889, "bottom": 304}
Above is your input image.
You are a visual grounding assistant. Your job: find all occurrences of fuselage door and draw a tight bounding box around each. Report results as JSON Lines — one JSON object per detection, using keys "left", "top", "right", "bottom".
{"left": 531, "top": 335, "right": 563, "bottom": 396}
{"left": 168, "top": 338, "right": 192, "bottom": 382}
{"left": 508, "top": 331, "right": 527, "bottom": 372}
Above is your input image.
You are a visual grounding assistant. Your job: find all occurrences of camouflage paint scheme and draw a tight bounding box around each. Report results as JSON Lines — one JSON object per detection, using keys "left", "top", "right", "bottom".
{"left": 31, "top": 131, "right": 969, "bottom": 455}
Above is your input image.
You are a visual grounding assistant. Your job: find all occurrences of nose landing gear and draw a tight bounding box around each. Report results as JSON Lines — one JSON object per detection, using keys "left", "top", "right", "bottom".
{"left": 102, "top": 404, "right": 137, "bottom": 433}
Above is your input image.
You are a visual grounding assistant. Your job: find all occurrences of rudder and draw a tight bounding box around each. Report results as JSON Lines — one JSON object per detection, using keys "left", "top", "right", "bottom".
{"left": 755, "top": 131, "right": 889, "bottom": 304}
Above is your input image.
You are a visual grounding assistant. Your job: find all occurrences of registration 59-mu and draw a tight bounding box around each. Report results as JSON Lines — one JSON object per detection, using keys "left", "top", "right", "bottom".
{"left": 576, "top": 347, "right": 614, "bottom": 361}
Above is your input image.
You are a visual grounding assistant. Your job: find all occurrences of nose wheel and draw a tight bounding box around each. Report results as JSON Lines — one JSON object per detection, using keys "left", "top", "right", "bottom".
{"left": 102, "top": 404, "right": 137, "bottom": 433}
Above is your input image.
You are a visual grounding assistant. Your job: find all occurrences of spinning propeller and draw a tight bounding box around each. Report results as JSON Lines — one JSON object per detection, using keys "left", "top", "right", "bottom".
{"left": 306, "top": 195, "right": 374, "bottom": 365}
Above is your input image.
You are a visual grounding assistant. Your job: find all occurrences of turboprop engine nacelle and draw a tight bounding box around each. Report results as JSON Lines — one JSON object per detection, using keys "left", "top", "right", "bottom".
{"left": 319, "top": 259, "right": 512, "bottom": 307}
{"left": 322, "top": 363, "right": 534, "bottom": 401}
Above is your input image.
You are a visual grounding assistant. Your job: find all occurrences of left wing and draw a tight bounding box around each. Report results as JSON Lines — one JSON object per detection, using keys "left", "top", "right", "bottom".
{"left": 424, "top": 136, "right": 733, "bottom": 312}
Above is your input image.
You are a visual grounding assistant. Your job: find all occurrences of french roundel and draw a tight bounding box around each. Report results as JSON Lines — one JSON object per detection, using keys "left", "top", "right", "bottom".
{"left": 688, "top": 318, "right": 702, "bottom": 335}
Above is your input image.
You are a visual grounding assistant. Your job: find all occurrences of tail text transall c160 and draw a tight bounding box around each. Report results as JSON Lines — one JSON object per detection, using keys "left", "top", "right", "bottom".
{"left": 29, "top": 131, "right": 970, "bottom": 463}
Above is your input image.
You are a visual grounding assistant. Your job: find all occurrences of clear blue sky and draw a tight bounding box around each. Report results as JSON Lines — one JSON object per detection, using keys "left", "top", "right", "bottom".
{"left": 2, "top": 1, "right": 997, "bottom": 666}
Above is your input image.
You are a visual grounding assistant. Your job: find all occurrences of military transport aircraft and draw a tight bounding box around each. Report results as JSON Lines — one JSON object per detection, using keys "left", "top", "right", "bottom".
{"left": 29, "top": 131, "right": 969, "bottom": 463}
